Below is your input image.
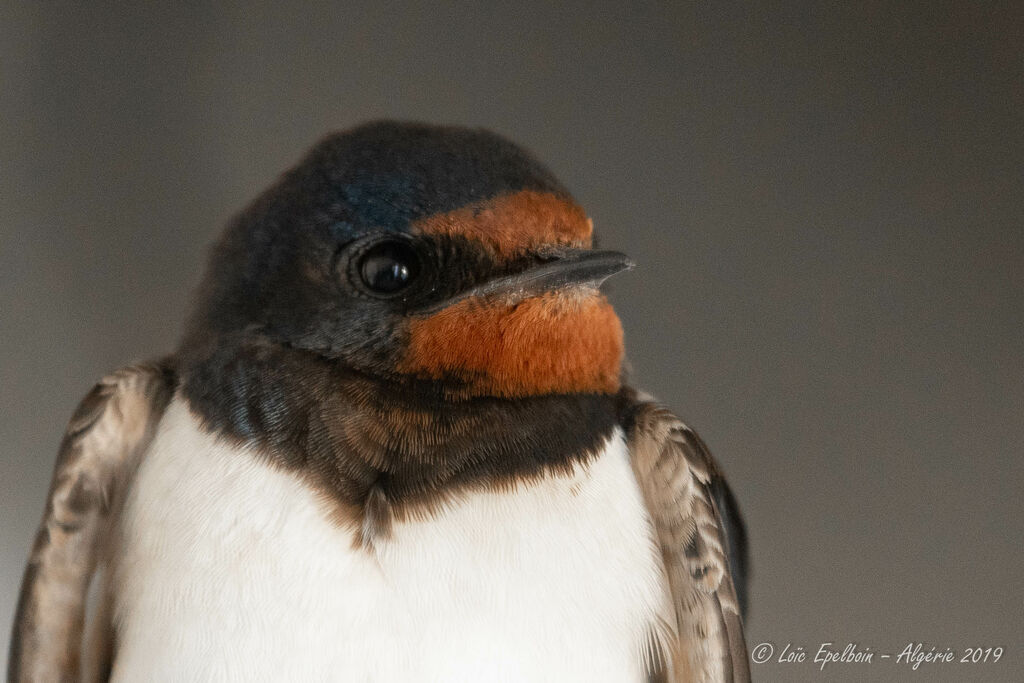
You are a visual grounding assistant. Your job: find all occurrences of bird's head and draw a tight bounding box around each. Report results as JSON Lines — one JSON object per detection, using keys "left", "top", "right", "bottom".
{"left": 183, "top": 121, "right": 632, "bottom": 399}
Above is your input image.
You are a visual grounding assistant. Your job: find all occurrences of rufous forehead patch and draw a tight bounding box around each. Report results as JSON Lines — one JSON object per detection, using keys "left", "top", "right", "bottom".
{"left": 400, "top": 292, "right": 623, "bottom": 398}
{"left": 412, "top": 190, "right": 593, "bottom": 257}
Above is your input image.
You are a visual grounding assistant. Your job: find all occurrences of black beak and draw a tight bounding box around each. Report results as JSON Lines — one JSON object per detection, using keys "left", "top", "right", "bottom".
{"left": 415, "top": 249, "right": 634, "bottom": 314}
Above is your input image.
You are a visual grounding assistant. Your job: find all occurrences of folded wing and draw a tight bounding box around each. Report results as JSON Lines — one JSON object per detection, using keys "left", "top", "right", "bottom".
{"left": 8, "top": 360, "right": 175, "bottom": 683}
{"left": 626, "top": 402, "right": 750, "bottom": 683}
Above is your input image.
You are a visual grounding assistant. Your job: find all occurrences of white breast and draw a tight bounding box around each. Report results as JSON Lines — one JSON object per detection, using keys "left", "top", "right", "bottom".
{"left": 110, "top": 397, "right": 667, "bottom": 682}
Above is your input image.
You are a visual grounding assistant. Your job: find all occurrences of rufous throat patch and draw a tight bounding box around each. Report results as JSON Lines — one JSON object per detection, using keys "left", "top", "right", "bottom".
{"left": 400, "top": 292, "right": 623, "bottom": 398}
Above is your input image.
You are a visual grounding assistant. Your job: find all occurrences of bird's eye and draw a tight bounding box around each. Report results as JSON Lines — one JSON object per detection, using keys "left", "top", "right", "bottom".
{"left": 357, "top": 239, "right": 421, "bottom": 295}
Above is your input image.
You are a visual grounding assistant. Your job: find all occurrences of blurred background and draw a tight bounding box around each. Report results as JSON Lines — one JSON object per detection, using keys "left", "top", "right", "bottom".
{"left": 2, "top": 2, "right": 1022, "bottom": 680}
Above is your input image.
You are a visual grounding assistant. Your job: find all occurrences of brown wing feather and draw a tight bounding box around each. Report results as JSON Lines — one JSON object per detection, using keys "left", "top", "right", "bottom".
{"left": 8, "top": 360, "right": 175, "bottom": 683}
{"left": 627, "top": 402, "right": 750, "bottom": 683}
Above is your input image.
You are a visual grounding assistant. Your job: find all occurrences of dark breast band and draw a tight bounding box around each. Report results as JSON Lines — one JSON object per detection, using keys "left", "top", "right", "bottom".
{"left": 180, "top": 335, "right": 622, "bottom": 544}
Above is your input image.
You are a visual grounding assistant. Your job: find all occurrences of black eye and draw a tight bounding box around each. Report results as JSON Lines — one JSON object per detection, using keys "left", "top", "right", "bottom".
{"left": 357, "top": 240, "right": 421, "bottom": 294}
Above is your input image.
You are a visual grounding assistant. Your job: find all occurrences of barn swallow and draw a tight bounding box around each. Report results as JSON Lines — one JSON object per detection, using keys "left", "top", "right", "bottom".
{"left": 9, "top": 121, "right": 750, "bottom": 682}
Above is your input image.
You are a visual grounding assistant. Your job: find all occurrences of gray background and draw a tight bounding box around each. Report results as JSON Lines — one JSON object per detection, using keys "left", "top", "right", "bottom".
{"left": 2, "top": 2, "right": 1022, "bottom": 681}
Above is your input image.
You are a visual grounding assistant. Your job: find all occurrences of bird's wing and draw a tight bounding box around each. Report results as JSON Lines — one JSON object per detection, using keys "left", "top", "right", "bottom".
{"left": 625, "top": 401, "right": 751, "bottom": 683}
{"left": 8, "top": 360, "right": 175, "bottom": 683}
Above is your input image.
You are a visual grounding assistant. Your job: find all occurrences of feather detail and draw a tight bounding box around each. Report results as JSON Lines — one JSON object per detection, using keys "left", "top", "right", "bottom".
{"left": 627, "top": 402, "right": 750, "bottom": 683}
{"left": 8, "top": 360, "right": 175, "bottom": 683}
